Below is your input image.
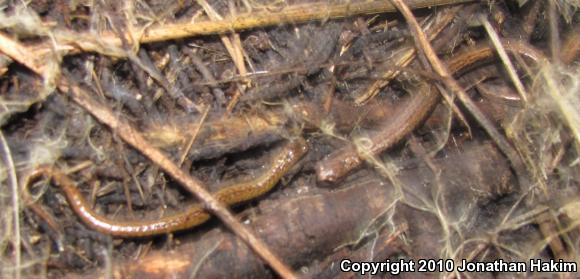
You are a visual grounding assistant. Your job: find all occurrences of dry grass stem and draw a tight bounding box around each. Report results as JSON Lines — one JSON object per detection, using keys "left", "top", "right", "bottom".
{"left": 355, "top": 6, "right": 460, "bottom": 104}
{"left": 479, "top": 15, "right": 529, "bottom": 103}
{"left": 178, "top": 106, "right": 210, "bottom": 166}
{"left": 15, "top": 1, "right": 472, "bottom": 61}
{"left": 0, "top": 131, "right": 20, "bottom": 279}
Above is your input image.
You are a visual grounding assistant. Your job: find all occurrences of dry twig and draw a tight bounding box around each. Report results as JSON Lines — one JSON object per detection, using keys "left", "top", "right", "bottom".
{"left": 18, "top": 1, "right": 471, "bottom": 61}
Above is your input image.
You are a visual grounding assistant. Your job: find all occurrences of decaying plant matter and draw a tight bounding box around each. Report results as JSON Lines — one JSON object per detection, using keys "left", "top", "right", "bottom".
{"left": 0, "top": 0, "right": 578, "bottom": 278}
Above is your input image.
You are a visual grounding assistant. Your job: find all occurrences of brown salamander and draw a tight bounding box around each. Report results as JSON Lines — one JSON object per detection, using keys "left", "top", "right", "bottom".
{"left": 316, "top": 40, "right": 544, "bottom": 182}
{"left": 24, "top": 138, "right": 308, "bottom": 237}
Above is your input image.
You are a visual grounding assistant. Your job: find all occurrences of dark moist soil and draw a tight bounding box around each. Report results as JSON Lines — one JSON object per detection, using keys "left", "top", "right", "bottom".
{"left": 0, "top": 0, "right": 578, "bottom": 278}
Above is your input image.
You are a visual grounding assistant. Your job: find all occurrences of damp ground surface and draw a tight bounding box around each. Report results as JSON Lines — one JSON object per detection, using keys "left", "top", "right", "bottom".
{"left": 0, "top": 1, "right": 579, "bottom": 278}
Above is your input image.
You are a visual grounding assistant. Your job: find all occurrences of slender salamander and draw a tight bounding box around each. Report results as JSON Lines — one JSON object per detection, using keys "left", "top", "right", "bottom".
{"left": 24, "top": 138, "right": 308, "bottom": 237}
{"left": 315, "top": 40, "right": 544, "bottom": 182}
